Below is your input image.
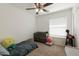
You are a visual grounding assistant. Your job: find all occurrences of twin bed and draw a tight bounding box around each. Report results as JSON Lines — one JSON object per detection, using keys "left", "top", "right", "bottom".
{"left": 8, "top": 39, "right": 38, "bottom": 56}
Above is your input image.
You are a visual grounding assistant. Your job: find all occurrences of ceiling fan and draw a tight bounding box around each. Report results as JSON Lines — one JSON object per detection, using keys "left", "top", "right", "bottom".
{"left": 26, "top": 3, "right": 53, "bottom": 14}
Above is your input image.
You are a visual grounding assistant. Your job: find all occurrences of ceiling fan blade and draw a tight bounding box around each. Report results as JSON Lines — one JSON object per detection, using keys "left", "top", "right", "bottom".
{"left": 26, "top": 8, "right": 35, "bottom": 10}
{"left": 34, "top": 3, "right": 38, "bottom": 8}
{"left": 38, "top": 3, "right": 41, "bottom": 8}
{"left": 43, "top": 3, "right": 53, "bottom": 7}
{"left": 43, "top": 9, "right": 48, "bottom": 12}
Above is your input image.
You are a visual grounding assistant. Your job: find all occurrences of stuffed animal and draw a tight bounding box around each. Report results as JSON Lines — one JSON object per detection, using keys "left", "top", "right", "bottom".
{"left": 1, "top": 36, "right": 15, "bottom": 48}
{"left": 46, "top": 36, "right": 53, "bottom": 46}
{"left": 7, "top": 44, "right": 16, "bottom": 51}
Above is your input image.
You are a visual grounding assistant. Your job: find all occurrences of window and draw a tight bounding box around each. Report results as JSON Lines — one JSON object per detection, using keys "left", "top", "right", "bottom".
{"left": 49, "top": 17, "right": 67, "bottom": 38}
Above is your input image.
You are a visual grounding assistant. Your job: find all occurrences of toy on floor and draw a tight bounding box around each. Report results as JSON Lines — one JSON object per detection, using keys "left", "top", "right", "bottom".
{"left": 46, "top": 36, "right": 53, "bottom": 46}
{"left": 1, "top": 36, "right": 15, "bottom": 48}
{"left": 7, "top": 44, "right": 16, "bottom": 51}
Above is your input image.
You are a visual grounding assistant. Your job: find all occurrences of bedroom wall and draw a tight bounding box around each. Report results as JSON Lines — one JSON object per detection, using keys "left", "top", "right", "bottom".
{"left": 36, "top": 8, "right": 72, "bottom": 46}
{"left": 73, "top": 4, "right": 79, "bottom": 48}
{"left": 75, "top": 10, "right": 79, "bottom": 48}
{"left": 36, "top": 8, "right": 72, "bottom": 33}
{"left": 0, "top": 4, "right": 36, "bottom": 43}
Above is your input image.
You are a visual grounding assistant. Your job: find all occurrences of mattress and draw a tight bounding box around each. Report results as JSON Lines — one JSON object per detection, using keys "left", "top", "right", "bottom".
{"left": 8, "top": 39, "right": 38, "bottom": 56}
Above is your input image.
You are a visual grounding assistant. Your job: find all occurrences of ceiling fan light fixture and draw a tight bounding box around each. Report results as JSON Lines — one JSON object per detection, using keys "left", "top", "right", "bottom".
{"left": 36, "top": 9, "right": 39, "bottom": 12}
{"left": 40, "top": 9, "right": 43, "bottom": 12}
{"left": 26, "top": 3, "right": 53, "bottom": 14}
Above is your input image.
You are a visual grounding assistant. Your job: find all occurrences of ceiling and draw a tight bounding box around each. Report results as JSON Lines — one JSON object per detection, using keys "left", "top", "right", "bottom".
{"left": 9, "top": 3, "right": 76, "bottom": 16}
{"left": 10, "top": 3, "right": 33, "bottom": 10}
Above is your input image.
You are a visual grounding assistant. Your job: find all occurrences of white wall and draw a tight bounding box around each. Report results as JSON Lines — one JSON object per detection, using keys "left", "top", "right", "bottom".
{"left": 73, "top": 4, "right": 79, "bottom": 48}
{"left": 36, "top": 8, "right": 72, "bottom": 33}
{"left": 36, "top": 8, "right": 72, "bottom": 46}
{"left": 0, "top": 4, "right": 36, "bottom": 43}
{"left": 75, "top": 11, "right": 79, "bottom": 47}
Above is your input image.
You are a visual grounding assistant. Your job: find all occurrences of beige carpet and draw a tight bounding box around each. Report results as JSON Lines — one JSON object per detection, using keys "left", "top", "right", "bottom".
{"left": 27, "top": 42, "right": 65, "bottom": 56}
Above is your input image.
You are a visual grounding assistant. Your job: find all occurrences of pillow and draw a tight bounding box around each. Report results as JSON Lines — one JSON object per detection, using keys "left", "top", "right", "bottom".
{"left": 0, "top": 44, "right": 10, "bottom": 55}
{"left": 1, "top": 37, "right": 15, "bottom": 48}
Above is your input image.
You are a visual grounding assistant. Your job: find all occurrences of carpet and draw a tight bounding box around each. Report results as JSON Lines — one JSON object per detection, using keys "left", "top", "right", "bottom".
{"left": 27, "top": 42, "right": 65, "bottom": 56}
